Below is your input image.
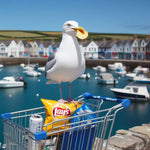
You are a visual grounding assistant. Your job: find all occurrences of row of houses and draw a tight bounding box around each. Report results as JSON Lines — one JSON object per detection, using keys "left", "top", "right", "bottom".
{"left": 0, "top": 40, "right": 60, "bottom": 58}
{"left": 80, "top": 37, "right": 150, "bottom": 60}
{"left": 0, "top": 37, "right": 150, "bottom": 60}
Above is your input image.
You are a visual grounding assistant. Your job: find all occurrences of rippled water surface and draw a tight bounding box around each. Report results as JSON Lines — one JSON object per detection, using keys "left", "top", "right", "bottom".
{"left": 0, "top": 65, "right": 150, "bottom": 142}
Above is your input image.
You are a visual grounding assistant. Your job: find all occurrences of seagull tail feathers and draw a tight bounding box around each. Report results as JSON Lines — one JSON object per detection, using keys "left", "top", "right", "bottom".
{"left": 46, "top": 80, "right": 59, "bottom": 84}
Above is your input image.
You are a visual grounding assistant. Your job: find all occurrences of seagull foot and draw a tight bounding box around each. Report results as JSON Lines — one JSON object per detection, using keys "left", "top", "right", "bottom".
{"left": 67, "top": 97, "right": 78, "bottom": 104}
{"left": 58, "top": 99, "right": 68, "bottom": 103}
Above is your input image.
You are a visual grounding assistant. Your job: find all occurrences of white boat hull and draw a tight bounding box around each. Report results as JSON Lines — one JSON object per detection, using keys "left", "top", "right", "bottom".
{"left": 126, "top": 73, "right": 137, "bottom": 81}
{"left": 93, "top": 66, "right": 106, "bottom": 72}
{"left": 108, "top": 65, "right": 116, "bottom": 71}
{"left": 37, "top": 67, "right": 45, "bottom": 72}
{"left": 79, "top": 74, "right": 90, "bottom": 79}
{"left": 0, "top": 82, "right": 24, "bottom": 88}
{"left": 111, "top": 85, "right": 150, "bottom": 101}
{"left": 98, "top": 79, "right": 118, "bottom": 84}
{"left": 0, "top": 64, "right": 3, "bottom": 68}
{"left": 26, "top": 71, "right": 41, "bottom": 77}
{"left": 111, "top": 89, "right": 148, "bottom": 101}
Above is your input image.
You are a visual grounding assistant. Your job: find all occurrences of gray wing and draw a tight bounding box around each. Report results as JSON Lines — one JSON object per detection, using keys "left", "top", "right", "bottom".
{"left": 45, "top": 53, "right": 56, "bottom": 77}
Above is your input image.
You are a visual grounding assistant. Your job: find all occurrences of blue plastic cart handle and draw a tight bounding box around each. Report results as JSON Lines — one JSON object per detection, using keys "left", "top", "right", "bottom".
{"left": 82, "top": 92, "right": 130, "bottom": 108}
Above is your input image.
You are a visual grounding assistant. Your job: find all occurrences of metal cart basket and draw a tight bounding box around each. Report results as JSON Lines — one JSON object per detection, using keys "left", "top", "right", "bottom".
{"left": 1, "top": 92, "right": 130, "bottom": 150}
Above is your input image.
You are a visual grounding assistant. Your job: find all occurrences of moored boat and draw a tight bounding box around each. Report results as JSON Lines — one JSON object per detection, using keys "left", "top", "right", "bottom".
{"left": 134, "top": 74, "right": 150, "bottom": 83}
{"left": 20, "top": 63, "right": 25, "bottom": 67}
{"left": 0, "top": 64, "right": 4, "bottom": 68}
{"left": 0, "top": 76, "right": 27, "bottom": 88}
{"left": 126, "top": 73, "right": 137, "bottom": 81}
{"left": 79, "top": 73, "right": 91, "bottom": 79}
{"left": 25, "top": 70, "right": 41, "bottom": 77}
{"left": 133, "top": 66, "right": 149, "bottom": 74}
{"left": 108, "top": 62, "right": 125, "bottom": 71}
{"left": 37, "top": 67, "right": 45, "bottom": 72}
{"left": 96, "top": 73, "right": 118, "bottom": 84}
{"left": 115, "top": 68, "right": 126, "bottom": 75}
{"left": 92, "top": 65, "right": 106, "bottom": 72}
{"left": 111, "top": 85, "right": 150, "bottom": 101}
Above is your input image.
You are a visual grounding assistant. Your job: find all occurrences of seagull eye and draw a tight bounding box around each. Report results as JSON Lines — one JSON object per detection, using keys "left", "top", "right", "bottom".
{"left": 67, "top": 24, "right": 71, "bottom": 27}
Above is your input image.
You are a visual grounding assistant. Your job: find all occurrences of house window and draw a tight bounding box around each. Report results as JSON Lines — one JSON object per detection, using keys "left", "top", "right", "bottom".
{"left": 142, "top": 42, "right": 145, "bottom": 46}
{"left": 1, "top": 48, "right": 5, "bottom": 51}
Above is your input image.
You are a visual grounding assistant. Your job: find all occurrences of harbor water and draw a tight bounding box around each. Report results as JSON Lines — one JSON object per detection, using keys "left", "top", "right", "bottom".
{"left": 0, "top": 65, "right": 150, "bottom": 142}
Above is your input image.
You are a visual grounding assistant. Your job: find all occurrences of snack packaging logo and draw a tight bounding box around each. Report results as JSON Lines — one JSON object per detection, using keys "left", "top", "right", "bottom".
{"left": 53, "top": 106, "right": 71, "bottom": 118}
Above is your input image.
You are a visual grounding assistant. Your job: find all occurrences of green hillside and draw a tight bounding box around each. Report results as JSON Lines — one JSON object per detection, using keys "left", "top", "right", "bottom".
{"left": 0, "top": 30, "right": 146, "bottom": 41}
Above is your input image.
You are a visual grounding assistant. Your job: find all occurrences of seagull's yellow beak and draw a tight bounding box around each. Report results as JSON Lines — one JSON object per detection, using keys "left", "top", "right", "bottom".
{"left": 73, "top": 26, "right": 88, "bottom": 39}
{"left": 74, "top": 27, "right": 85, "bottom": 34}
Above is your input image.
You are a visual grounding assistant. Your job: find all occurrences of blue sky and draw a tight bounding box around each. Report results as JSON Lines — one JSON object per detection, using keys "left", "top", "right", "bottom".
{"left": 0, "top": 0, "right": 150, "bottom": 34}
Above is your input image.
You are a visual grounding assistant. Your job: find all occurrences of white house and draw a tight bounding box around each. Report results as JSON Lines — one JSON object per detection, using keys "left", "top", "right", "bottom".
{"left": 111, "top": 40, "right": 133, "bottom": 60}
{"left": 22, "top": 41, "right": 32, "bottom": 57}
{"left": 7, "top": 40, "right": 20, "bottom": 57}
{"left": 98, "top": 40, "right": 114, "bottom": 59}
{"left": 131, "top": 39, "right": 146, "bottom": 60}
{"left": 0, "top": 40, "right": 11, "bottom": 57}
{"left": 30, "top": 41, "right": 39, "bottom": 57}
{"left": 123, "top": 40, "right": 132, "bottom": 60}
{"left": 79, "top": 40, "right": 98, "bottom": 59}
{"left": 43, "top": 41, "right": 53, "bottom": 56}
{"left": 17, "top": 40, "right": 24, "bottom": 57}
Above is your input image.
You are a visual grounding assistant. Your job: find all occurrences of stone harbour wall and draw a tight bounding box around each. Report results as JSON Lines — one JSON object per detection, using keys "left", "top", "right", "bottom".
{"left": 1, "top": 58, "right": 150, "bottom": 71}
{"left": 102, "top": 123, "right": 150, "bottom": 150}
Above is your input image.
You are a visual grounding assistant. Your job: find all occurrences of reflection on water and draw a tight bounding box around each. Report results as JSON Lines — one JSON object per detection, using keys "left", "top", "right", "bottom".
{"left": 129, "top": 102, "right": 149, "bottom": 116}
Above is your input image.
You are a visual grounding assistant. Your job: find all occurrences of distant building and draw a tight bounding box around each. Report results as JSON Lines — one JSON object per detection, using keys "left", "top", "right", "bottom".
{"left": 17, "top": 40, "right": 24, "bottom": 57}
{"left": 146, "top": 40, "right": 150, "bottom": 60}
{"left": 131, "top": 39, "right": 146, "bottom": 60}
{"left": 0, "top": 40, "right": 11, "bottom": 57}
{"left": 98, "top": 40, "right": 113, "bottom": 59}
{"left": 79, "top": 40, "right": 98, "bottom": 59}
{"left": 22, "top": 41, "right": 32, "bottom": 57}
{"left": 8, "top": 40, "right": 20, "bottom": 57}
{"left": 30, "top": 41, "right": 40, "bottom": 57}
{"left": 42, "top": 41, "right": 53, "bottom": 56}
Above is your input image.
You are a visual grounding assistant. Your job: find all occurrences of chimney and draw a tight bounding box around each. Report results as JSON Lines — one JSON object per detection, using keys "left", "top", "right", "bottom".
{"left": 27, "top": 39, "right": 30, "bottom": 43}
{"left": 11, "top": 37, "right": 15, "bottom": 41}
{"left": 103, "top": 38, "right": 106, "bottom": 42}
{"left": 146, "top": 34, "right": 150, "bottom": 39}
{"left": 111, "top": 38, "right": 116, "bottom": 43}
{"left": 134, "top": 34, "right": 137, "bottom": 39}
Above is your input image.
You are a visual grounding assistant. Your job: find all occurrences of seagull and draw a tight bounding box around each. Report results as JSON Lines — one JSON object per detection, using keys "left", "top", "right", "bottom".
{"left": 45, "top": 20, "right": 88, "bottom": 102}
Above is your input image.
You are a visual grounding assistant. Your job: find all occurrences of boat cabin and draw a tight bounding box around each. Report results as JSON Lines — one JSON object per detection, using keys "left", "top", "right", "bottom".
{"left": 2, "top": 77, "right": 16, "bottom": 82}
{"left": 124, "top": 85, "right": 149, "bottom": 97}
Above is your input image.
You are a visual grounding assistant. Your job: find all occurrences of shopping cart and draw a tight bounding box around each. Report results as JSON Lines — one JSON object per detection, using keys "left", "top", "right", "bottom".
{"left": 1, "top": 92, "right": 130, "bottom": 150}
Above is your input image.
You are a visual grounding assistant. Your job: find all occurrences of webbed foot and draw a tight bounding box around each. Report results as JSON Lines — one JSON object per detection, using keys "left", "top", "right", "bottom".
{"left": 58, "top": 99, "right": 68, "bottom": 103}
